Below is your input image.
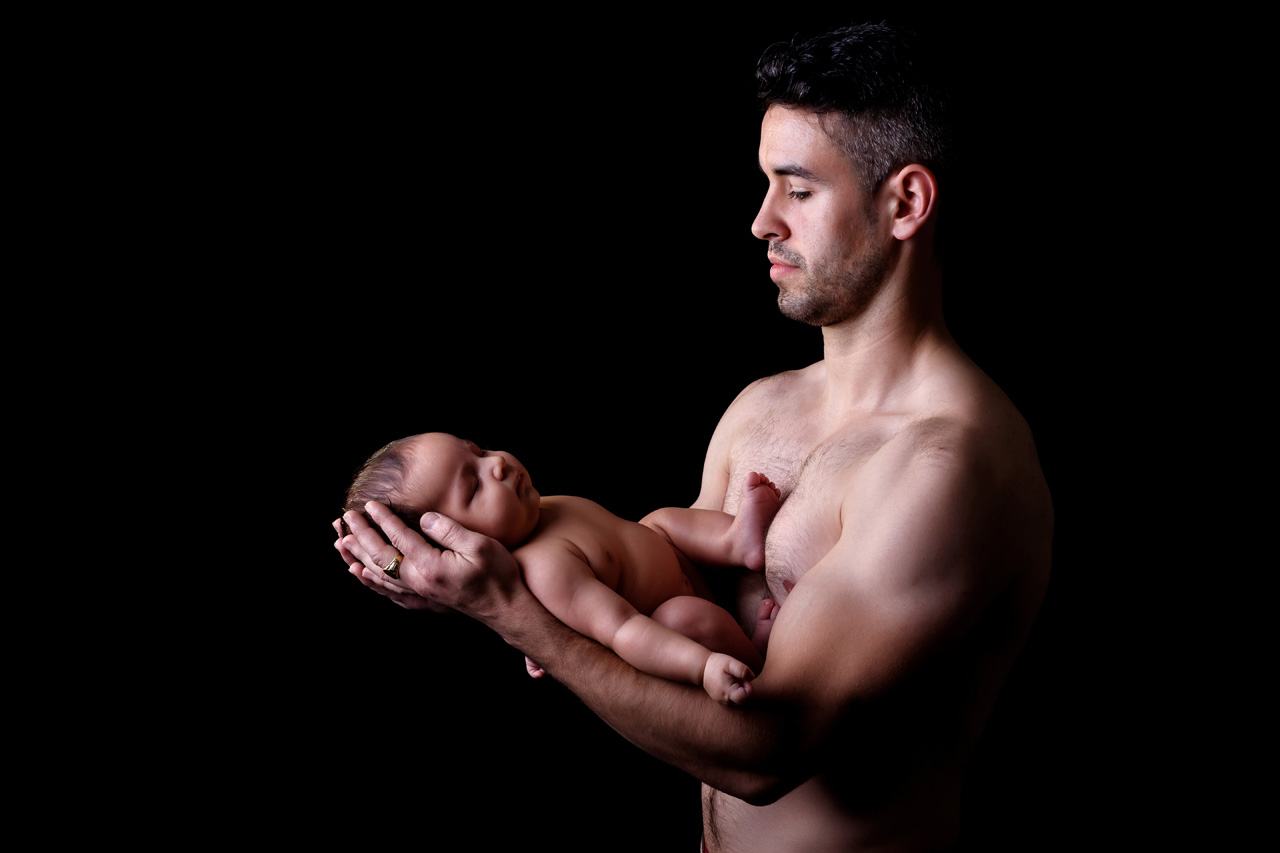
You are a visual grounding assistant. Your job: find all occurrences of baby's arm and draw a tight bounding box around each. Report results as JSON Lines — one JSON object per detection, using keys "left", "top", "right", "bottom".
{"left": 702, "top": 653, "right": 755, "bottom": 706}
{"left": 518, "top": 542, "right": 755, "bottom": 705}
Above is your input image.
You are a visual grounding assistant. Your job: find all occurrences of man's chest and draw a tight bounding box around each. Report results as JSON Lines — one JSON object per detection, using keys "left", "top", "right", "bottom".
{"left": 724, "top": 416, "right": 904, "bottom": 603}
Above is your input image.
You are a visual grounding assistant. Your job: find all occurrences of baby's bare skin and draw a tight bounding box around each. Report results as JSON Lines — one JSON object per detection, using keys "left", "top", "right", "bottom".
{"left": 729, "top": 472, "right": 782, "bottom": 572}
{"left": 510, "top": 486, "right": 770, "bottom": 705}
{"left": 340, "top": 434, "right": 784, "bottom": 706}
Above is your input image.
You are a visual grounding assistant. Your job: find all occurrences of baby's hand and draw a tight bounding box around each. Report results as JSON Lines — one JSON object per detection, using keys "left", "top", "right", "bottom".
{"left": 702, "top": 652, "right": 755, "bottom": 706}
{"left": 525, "top": 656, "right": 546, "bottom": 679}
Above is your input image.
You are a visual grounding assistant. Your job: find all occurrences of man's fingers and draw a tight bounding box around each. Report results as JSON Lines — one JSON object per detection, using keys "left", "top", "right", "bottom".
{"left": 362, "top": 501, "right": 521, "bottom": 619}
{"left": 363, "top": 502, "right": 435, "bottom": 554}
{"left": 350, "top": 566, "right": 440, "bottom": 611}
{"left": 333, "top": 518, "right": 365, "bottom": 569}
{"left": 351, "top": 561, "right": 409, "bottom": 593}
{"left": 361, "top": 502, "right": 458, "bottom": 595}
{"left": 341, "top": 507, "right": 403, "bottom": 574}
{"left": 366, "top": 503, "right": 480, "bottom": 558}
{"left": 412, "top": 511, "right": 483, "bottom": 555}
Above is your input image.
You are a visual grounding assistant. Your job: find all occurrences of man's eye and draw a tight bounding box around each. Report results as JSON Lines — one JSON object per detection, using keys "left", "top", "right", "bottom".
{"left": 788, "top": 190, "right": 812, "bottom": 200}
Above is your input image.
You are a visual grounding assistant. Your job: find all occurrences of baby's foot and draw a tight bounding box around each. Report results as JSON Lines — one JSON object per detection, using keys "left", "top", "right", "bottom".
{"left": 733, "top": 472, "right": 781, "bottom": 571}
{"left": 752, "top": 598, "right": 780, "bottom": 658}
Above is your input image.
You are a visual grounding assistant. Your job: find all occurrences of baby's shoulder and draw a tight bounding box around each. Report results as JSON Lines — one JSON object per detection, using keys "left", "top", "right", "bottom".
{"left": 536, "top": 494, "right": 623, "bottom": 530}
{"left": 514, "top": 495, "right": 612, "bottom": 562}
{"left": 516, "top": 495, "right": 632, "bottom": 572}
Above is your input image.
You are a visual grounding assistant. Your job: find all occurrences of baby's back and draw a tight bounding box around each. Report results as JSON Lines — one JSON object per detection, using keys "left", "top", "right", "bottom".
{"left": 517, "top": 495, "right": 698, "bottom": 615}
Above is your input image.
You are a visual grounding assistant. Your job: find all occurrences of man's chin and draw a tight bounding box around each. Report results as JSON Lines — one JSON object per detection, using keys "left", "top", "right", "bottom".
{"left": 777, "top": 296, "right": 822, "bottom": 326}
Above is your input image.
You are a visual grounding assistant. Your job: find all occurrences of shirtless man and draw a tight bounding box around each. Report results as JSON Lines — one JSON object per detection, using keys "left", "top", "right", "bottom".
{"left": 338, "top": 22, "right": 1053, "bottom": 851}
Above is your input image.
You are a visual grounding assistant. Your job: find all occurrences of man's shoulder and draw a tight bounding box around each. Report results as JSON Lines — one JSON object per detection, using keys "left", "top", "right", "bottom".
{"left": 868, "top": 399, "right": 1051, "bottom": 546}
{"left": 725, "top": 363, "right": 823, "bottom": 417}
{"left": 835, "top": 408, "right": 1051, "bottom": 586}
{"left": 851, "top": 377, "right": 1043, "bottom": 498}
{"left": 907, "top": 357, "right": 1037, "bottom": 459}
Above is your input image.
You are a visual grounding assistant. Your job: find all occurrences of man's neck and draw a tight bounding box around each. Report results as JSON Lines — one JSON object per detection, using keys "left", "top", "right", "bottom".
{"left": 815, "top": 269, "right": 952, "bottom": 416}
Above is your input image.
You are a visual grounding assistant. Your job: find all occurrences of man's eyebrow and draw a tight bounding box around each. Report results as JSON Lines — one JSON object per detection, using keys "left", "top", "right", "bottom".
{"left": 759, "top": 162, "right": 823, "bottom": 182}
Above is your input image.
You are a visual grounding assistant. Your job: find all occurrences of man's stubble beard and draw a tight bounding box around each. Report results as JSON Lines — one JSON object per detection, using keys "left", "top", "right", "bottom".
{"left": 775, "top": 240, "right": 891, "bottom": 328}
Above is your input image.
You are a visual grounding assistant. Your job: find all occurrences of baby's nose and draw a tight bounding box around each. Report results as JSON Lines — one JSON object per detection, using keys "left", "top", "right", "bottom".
{"left": 492, "top": 456, "right": 506, "bottom": 479}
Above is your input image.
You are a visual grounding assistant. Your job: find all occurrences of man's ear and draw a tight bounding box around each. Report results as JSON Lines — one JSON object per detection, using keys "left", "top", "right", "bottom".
{"left": 887, "top": 164, "right": 938, "bottom": 241}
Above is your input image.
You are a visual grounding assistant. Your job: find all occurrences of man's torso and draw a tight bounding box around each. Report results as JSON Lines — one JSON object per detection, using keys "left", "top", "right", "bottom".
{"left": 703, "top": 356, "right": 1051, "bottom": 851}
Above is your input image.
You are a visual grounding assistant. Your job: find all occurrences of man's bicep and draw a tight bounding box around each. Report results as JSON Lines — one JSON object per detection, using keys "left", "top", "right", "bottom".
{"left": 756, "top": 458, "right": 1004, "bottom": 725}
{"left": 690, "top": 420, "right": 733, "bottom": 511}
{"left": 690, "top": 381, "right": 764, "bottom": 511}
{"left": 691, "top": 464, "right": 730, "bottom": 512}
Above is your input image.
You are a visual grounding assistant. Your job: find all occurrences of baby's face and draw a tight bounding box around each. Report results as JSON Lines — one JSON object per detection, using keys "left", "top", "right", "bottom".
{"left": 403, "top": 433, "right": 540, "bottom": 549}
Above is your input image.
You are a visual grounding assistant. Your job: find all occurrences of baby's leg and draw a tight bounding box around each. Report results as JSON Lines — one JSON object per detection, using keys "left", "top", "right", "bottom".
{"left": 752, "top": 598, "right": 780, "bottom": 658}
{"left": 651, "top": 595, "right": 763, "bottom": 673}
{"left": 639, "top": 472, "right": 780, "bottom": 572}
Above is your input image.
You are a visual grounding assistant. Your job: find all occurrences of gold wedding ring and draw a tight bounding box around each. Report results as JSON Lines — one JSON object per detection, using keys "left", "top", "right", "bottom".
{"left": 381, "top": 553, "right": 403, "bottom": 580}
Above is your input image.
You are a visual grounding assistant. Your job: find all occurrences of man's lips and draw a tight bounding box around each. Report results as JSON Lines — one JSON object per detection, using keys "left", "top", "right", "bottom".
{"left": 769, "top": 253, "right": 800, "bottom": 279}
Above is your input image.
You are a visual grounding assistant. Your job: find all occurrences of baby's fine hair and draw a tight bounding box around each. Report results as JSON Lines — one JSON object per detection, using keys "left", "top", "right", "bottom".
{"left": 344, "top": 436, "right": 430, "bottom": 531}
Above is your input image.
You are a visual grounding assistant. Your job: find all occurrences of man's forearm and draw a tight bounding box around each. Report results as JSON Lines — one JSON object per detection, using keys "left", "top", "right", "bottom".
{"left": 351, "top": 502, "right": 789, "bottom": 790}
{"left": 484, "top": 590, "right": 797, "bottom": 803}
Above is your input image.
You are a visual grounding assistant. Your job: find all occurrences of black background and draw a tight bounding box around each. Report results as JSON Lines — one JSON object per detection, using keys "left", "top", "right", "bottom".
{"left": 86, "top": 8, "right": 1170, "bottom": 849}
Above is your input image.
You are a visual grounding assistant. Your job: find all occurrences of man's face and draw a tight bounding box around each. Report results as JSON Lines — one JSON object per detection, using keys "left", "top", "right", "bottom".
{"left": 404, "top": 433, "right": 541, "bottom": 549}
{"left": 751, "top": 106, "right": 889, "bottom": 327}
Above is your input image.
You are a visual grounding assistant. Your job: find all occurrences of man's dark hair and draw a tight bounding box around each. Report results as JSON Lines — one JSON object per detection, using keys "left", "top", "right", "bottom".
{"left": 755, "top": 22, "right": 953, "bottom": 199}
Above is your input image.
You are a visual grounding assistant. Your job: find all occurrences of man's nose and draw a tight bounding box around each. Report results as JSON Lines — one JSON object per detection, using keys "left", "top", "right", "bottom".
{"left": 751, "top": 191, "right": 787, "bottom": 241}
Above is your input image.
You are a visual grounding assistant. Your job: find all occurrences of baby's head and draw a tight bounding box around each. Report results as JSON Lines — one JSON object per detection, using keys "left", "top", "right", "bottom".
{"left": 345, "top": 432, "right": 540, "bottom": 549}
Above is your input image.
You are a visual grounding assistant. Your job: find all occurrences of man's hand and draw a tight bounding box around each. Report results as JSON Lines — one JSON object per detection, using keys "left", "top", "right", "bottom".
{"left": 338, "top": 502, "right": 525, "bottom": 622}
{"left": 703, "top": 652, "right": 755, "bottom": 706}
{"left": 334, "top": 513, "right": 444, "bottom": 611}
